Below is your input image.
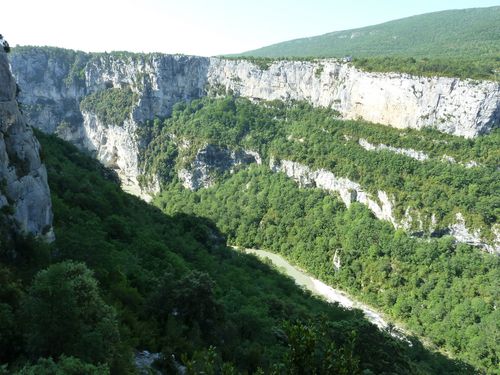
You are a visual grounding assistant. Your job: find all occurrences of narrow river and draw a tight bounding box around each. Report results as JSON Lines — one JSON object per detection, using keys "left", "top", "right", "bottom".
{"left": 240, "top": 248, "right": 408, "bottom": 341}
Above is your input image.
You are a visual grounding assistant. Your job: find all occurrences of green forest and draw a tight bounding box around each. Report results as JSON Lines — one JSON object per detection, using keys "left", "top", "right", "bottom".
{"left": 80, "top": 87, "right": 138, "bottom": 127}
{"left": 156, "top": 166, "right": 499, "bottom": 374}
{"left": 1, "top": 132, "right": 475, "bottom": 374}
{"left": 132, "top": 96, "right": 499, "bottom": 373}
{"left": 140, "top": 97, "right": 499, "bottom": 241}
{"left": 3, "top": 47, "right": 499, "bottom": 374}
{"left": 225, "top": 55, "right": 500, "bottom": 81}
{"left": 3, "top": 4, "right": 499, "bottom": 375}
{"left": 237, "top": 7, "right": 500, "bottom": 81}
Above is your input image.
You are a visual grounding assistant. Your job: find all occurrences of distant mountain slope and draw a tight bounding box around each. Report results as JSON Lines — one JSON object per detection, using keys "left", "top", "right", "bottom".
{"left": 240, "top": 7, "right": 500, "bottom": 59}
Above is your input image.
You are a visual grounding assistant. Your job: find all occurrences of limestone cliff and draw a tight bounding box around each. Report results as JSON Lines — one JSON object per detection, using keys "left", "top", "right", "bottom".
{"left": 270, "top": 157, "right": 499, "bottom": 253}
{"left": 8, "top": 47, "right": 499, "bottom": 251}
{"left": 11, "top": 49, "right": 209, "bottom": 197}
{"left": 10, "top": 49, "right": 499, "bottom": 198}
{"left": 0, "top": 50, "right": 53, "bottom": 240}
{"left": 178, "top": 145, "right": 261, "bottom": 190}
{"left": 207, "top": 59, "right": 499, "bottom": 138}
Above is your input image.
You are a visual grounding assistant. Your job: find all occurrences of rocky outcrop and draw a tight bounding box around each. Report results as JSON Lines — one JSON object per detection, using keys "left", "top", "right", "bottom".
{"left": 270, "top": 157, "right": 499, "bottom": 253}
{"left": 358, "top": 138, "right": 429, "bottom": 161}
{"left": 80, "top": 112, "right": 146, "bottom": 196}
{"left": 10, "top": 48, "right": 89, "bottom": 134}
{"left": 448, "top": 214, "right": 499, "bottom": 254}
{"left": 179, "top": 145, "right": 261, "bottom": 190}
{"left": 134, "top": 351, "right": 162, "bottom": 375}
{"left": 270, "top": 158, "right": 398, "bottom": 226}
{"left": 9, "top": 47, "right": 498, "bottom": 250}
{"left": 0, "top": 51, "right": 53, "bottom": 240}
{"left": 359, "top": 139, "right": 486, "bottom": 168}
{"left": 208, "top": 59, "right": 499, "bottom": 138}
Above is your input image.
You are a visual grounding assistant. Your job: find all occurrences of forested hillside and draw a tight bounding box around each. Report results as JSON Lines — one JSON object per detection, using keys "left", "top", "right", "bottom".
{"left": 236, "top": 7, "right": 500, "bottom": 80}
{"left": 240, "top": 7, "right": 499, "bottom": 59}
{"left": 2, "top": 35, "right": 498, "bottom": 374}
{"left": 135, "top": 97, "right": 499, "bottom": 373}
{"left": 0, "top": 132, "right": 471, "bottom": 374}
{"left": 141, "top": 97, "right": 499, "bottom": 245}
{"left": 2, "top": 1, "right": 499, "bottom": 374}
{"left": 157, "top": 167, "right": 499, "bottom": 374}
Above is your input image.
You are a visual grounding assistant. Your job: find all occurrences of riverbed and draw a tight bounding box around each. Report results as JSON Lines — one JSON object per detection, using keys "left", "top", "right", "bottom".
{"left": 239, "top": 248, "right": 408, "bottom": 341}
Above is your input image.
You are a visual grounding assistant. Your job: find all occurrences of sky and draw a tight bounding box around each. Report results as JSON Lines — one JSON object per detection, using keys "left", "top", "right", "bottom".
{"left": 2, "top": 0, "right": 499, "bottom": 56}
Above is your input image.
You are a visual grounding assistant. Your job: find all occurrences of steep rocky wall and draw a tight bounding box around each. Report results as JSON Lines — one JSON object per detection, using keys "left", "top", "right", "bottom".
{"left": 10, "top": 50, "right": 500, "bottom": 195}
{"left": 270, "top": 158, "right": 398, "bottom": 225}
{"left": 84, "top": 54, "right": 209, "bottom": 123}
{"left": 208, "top": 59, "right": 499, "bottom": 138}
{"left": 0, "top": 51, "right": 53, "bottom": 240}
{"left": 178, "top": 144, "right": 261, "bottom": 190}
{"left": 11, "top": 50, "right": 210, "bottom": 196}
{"left": 11, "top": 50, "right": 499, "bottom": 155}
{"left": 10, "top": 48, "right": 88, "bottom": 134}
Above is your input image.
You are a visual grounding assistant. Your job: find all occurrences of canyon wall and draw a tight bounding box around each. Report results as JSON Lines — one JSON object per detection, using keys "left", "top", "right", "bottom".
{"left": 9, "top": 47, "right": 499, "bottom": 251}
{"left": 208, "top": 59, "right": 499, "bottom": 138}
{"left": 0, "top": 50, "right": 53, "bottom": 240}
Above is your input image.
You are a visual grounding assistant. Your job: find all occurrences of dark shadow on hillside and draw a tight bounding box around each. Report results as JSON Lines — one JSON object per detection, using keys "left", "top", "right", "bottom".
{"left": 9, "top": 130, "right": 478, "bottom": 374}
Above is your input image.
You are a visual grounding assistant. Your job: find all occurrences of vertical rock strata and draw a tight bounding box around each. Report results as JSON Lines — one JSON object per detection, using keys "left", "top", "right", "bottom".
{"left": 0, "top": 51, "right": 53, "bottom": 240}
{"left": 207, "top": 59, "right": 499, "bottom": 138}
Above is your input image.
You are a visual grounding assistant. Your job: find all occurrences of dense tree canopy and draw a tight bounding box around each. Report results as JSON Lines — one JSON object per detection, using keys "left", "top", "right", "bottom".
{"left": 1, "top": 131, "right": 466, "bottom": 374}
{"left": 143, "top": 96, "right": 499, "bottom": 373}
{"left": 142, "top": 96, "right": 499, "bottom": 240}
{"left": 22, "top": 261, "right": 120, "bottom": 363}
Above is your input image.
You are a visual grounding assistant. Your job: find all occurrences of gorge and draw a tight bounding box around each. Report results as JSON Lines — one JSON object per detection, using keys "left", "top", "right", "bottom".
{"left": 0, "top": 21, "right": 498, "bottom": 375}
{"left": 9, "top": 47, "right": 500, "bottom": 252}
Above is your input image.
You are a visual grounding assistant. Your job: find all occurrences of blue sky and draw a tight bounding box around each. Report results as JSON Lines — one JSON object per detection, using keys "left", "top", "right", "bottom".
{"left": 3, "top": 0, "right": 499, "bottom": 56}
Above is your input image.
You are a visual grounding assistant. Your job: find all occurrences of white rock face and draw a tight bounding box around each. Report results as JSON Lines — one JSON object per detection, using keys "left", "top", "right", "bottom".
{"left": 134, "top": 351, "right": 162, "bottom": 375}
{"left": 449, "top": 213, "right": 484, "bottom": 248}
{"left": 179, "top": 145, "right": 261, "bottom": 190}
{"left": 440, "top": 154, "right": 482, "bottom": 168}
{"left": 358, "top": 139, "right": 487, "bottom": 168}
{"left": 270, "top": 158, "right": 397, "bottom": 226}
{"left": 332, "top": 249, "right": 341, "bottom": 271}
{"left": 271, "top": 157, "right": 499, "bottom": 253}
{"left": 0, "top": 51, "right": 53, "bottom": 240}
{"left": 84, "top": 54, "right": 210, "bottom": 123}
{"left": 9, "top": 49, "right": 499, "bottom": 251}
{"left": 358, "top": 138, "right": 429, "bottom": 161}
{"left": 449, "top": 213, "right": 499, "bottom": 254}
{"left": 10, "top": 50, "right": 500, "bottom": 200}
{"left": 208, "top": 59, "right": 500, "bottom": 138}
{"left": 79, "top": 112, "right": 148, "bottom": 196}
{"left": 11, "top": 51, "right": 211, "bottom": 198}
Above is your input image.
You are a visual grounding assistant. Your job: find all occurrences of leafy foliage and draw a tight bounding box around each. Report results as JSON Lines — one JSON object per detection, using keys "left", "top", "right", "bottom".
{"left": 1, "top": 131, "right": 458, "bottom": 373}
{"left": 242, "top": 6, "right": 500, "bottom": 59}
{"left": 352, "top": 56, "right": 500, "bottom": 81}
{"left": 11, "top": 46, "right": 91, "bottom": 87}
{"left": 80, "top": 87, "right": 137, "bottom": 126}
{"left": 237, "top": 7, "right": 500, "bottom": 80}
{"left": 142, "top": 96, "right": 499, "bottom": 373}
{"left": 142, "top": 96, "right": 499, "bottom": 239}
{"left": 22, "top": 261, "right": 120, "bottom": 363}
{"left": 15, "top": 356, "right": 109, "bottom": 375}
{"left": 157, "top": 166, "right": 499, "bottom": 374}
